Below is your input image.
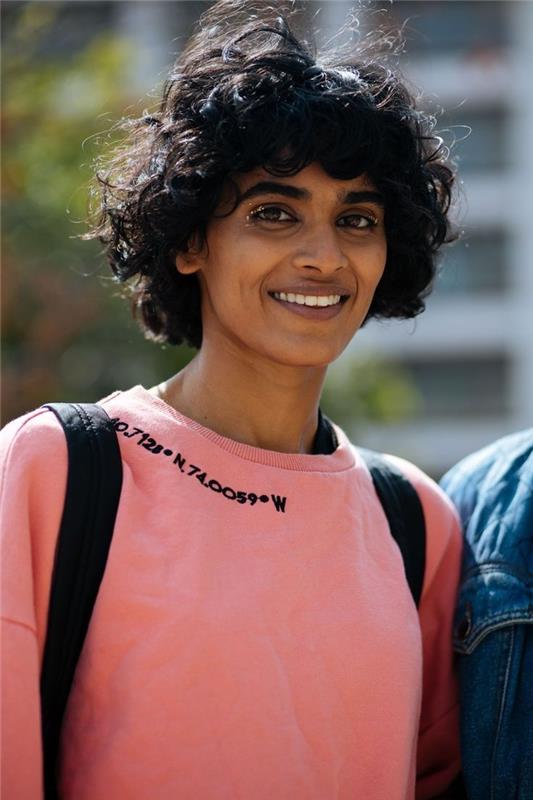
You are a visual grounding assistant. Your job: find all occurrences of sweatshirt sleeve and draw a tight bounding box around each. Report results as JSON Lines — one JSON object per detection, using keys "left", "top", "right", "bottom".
{"left": 1, "top": 410, "right": 68, "bottom": 800}
{"left": 386, "top": 455, "right": 462, "bottom": 800}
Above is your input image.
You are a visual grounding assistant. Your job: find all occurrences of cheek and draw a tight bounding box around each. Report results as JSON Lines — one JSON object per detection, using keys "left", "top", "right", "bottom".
{"left": 359, "top": 242, "right": 387, "bottom": 291}
{"left": 198, "top": 261, "right": 251, "bottom": 323}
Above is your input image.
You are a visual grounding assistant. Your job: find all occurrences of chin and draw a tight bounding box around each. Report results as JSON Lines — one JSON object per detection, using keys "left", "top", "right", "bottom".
{"left": 269, "top": 343, "right": 344, "bottom": 369}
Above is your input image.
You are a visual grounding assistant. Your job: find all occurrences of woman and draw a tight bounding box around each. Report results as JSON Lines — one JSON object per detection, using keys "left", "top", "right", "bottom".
{"left": 1, "top": 2, "right": 462, "bottom": 798}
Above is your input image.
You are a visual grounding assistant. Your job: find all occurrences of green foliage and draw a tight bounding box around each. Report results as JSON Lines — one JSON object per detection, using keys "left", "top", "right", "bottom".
{"left": 321, "top": 354, "right": 421, "bottom": 435}
{"left": 2, "top": 3, "right": 193, "bottom": 424}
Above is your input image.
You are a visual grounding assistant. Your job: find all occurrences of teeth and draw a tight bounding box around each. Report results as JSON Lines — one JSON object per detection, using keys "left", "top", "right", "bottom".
{"left": 274, "top": 292, "right": 342, "bottom": 307}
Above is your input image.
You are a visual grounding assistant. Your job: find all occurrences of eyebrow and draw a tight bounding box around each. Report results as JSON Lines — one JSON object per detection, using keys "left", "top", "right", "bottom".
{"left": 237, "top": 180, "right": 384, "bottom": 207}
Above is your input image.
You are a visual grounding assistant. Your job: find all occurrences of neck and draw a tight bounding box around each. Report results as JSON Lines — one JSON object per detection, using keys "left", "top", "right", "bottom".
{"left": 153, "top": 339, "right": 328, "bottom": 455}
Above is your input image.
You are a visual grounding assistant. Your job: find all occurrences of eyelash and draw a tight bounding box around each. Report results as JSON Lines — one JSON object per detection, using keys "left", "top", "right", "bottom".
{"left": 248, "top": 205, "right": 378, "bottom": 229}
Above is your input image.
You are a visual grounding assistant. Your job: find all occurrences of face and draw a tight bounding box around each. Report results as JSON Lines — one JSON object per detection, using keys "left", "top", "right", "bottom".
{"left": 177, "top": 162, "right": 387, "bottom": 369}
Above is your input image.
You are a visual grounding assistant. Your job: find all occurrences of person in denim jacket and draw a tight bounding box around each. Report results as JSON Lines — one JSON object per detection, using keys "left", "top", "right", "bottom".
{"left": 440, "top": 429, "right": 533, "bottom": 800}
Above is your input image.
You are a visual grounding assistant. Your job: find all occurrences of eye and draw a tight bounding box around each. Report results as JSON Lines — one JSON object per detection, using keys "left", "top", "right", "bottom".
{"left": 249, "top": 205, "right": 295, "bottom": 224}
{"left": 337, "top": 213, "right": 378, "bottom": 230}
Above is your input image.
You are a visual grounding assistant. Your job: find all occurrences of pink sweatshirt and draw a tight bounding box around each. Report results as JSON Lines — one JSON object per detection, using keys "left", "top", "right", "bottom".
{"left": 1, "top": 385, "right": 461, "bottom": 799}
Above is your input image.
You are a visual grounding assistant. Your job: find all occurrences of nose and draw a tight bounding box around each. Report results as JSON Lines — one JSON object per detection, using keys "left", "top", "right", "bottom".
{"left": 291, "top": 223, "right": 348, "bottom": 275}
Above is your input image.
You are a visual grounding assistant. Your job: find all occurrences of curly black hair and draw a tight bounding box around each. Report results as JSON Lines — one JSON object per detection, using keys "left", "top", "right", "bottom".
{"left": 83, "top": 0, "right": 455, "bottom": 350}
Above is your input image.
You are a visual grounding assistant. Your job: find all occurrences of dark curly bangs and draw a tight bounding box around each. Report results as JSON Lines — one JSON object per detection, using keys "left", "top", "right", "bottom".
{"left": 84, "top": 0, "right": 455, "bottom": 349}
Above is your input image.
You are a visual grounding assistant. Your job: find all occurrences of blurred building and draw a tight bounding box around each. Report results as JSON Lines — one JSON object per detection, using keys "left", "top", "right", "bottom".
{"left": 324, "top": 0, "right": 533, "bottom": 475}
{"left": 4, "top": 0, "right": 531, "bottom": 474}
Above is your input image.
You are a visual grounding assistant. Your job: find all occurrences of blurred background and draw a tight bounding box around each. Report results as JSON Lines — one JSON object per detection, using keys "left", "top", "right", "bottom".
{"left": 2, "top": 0, "right": 532, "bottom": 477}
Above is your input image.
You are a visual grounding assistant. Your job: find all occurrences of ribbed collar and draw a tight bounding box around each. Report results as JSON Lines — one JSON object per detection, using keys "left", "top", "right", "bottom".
{"left": 117, "top": 385, "right": 357, "bottom": 473}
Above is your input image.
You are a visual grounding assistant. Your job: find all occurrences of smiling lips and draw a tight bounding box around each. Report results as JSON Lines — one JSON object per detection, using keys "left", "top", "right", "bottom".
{"left": 273, "top": 291, "right": 342, "bottom": 307}
{"left": 269, "top": 289, "right": 349, "bottom": 320}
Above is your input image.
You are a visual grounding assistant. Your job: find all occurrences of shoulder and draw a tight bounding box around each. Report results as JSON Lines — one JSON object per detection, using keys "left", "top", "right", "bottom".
{"left": 0, "top": 391, "right": 131, "bottom": 495}
{"left": 0, "top": 407, "right": 68, "bottom": 478}
{"left": 439, "top": 429, "right": 533, "bottom": 525}
{"left": 379, "top": 452, "right": 462, "bottom": 601}
{"left": 0, "top": 388, "right": 140, "bottom": 472}
{"left": 0, "top": 408, "right": 70, "bottom": 556}
{"left": 382, "top": 451, "right": 460, "bottom": 535}
{"left": 441, "top": 429, "right": 533, "bottom": 492}
{"left": 0, "top": 407, "right": 72, "bottom": 639}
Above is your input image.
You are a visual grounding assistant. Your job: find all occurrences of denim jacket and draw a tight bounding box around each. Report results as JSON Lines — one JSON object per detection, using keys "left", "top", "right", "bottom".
{"left": 440, "top": 430, "right": 533, "bottom": 800}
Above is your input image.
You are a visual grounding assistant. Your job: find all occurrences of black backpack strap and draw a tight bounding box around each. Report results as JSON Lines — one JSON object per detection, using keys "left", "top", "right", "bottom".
{"left": 39, "top": 402, "right": 122, "bottom": 800}
{"left": 358, "top": 447, "right": 426, "bottom": 608}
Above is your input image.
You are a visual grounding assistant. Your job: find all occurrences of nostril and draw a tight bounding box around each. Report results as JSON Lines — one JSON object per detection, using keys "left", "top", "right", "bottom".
{"left": 302, "top": 263, "right": 345, "bottom": 272}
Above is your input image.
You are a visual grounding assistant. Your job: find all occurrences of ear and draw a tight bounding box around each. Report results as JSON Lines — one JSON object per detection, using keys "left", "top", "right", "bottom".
{"left": 175, "top": 250, "right": 203, "bottom": 276}
{"left": 175, "top": 231, "right": 206, "bottom": 275}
